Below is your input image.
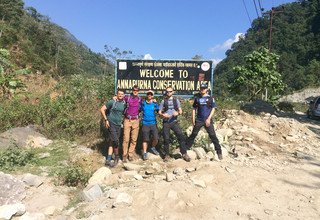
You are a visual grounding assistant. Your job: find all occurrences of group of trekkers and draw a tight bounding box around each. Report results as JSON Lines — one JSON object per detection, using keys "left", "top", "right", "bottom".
{"left": 100, "top": 83, "right": 223, "bottom": 167}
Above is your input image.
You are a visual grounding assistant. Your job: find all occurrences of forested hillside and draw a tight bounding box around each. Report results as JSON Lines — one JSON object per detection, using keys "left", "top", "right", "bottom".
{"left": 0, "top": 0, "right": 112, "bottom": 76}
{"left": 214, "top": 0, "right": 320, "bottom": 98}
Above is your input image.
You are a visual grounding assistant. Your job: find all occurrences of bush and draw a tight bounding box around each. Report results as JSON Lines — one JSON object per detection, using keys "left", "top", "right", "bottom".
{"left": 55, "top": 164, "right": 91, "bottom": 187}
{"left": 277, "top": 101, "right": 294, "bottom": 112}
{"left": 0, "top": 147, "right": 37, "bottom": 171}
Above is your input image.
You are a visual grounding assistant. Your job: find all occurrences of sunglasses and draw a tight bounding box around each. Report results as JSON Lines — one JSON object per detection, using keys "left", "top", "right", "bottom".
{"left": 133, "top": 89, "right": 139, "bottom": 91}
{"left": 166, "top": 91, "right": 173, "bottom": 93}
{"left": 147, "top": 93, "right": 153, "bottom": 96}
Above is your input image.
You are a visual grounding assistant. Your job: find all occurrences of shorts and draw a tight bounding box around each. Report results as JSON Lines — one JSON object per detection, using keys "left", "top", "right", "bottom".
{"left": 105, "top": 122, "right": 121, "bottom": 147}
{"left": 141, "top": 124, "right": 159, "bottom": 142}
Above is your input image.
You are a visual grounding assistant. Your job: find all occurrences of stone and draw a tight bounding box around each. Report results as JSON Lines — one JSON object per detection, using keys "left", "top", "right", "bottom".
{"left": 119, "top": 171, "right": 138, "bottom": 180}
{"left": 43, "top": 206, "right": 57, "bottom": 216}
{"left": 134, "top": 174, "right": 143, "bottom": 180}
{"left": 186, "top": 150, "right": 197, "bottom": 160}
{"left": 167, "top": 190, "right": 178, "bottom": 200}
{"left": 193, "top": 147, "right": 206, "bottom": 159}
{"left": 206, "top": 151, "right": 214, "bottom": 160}
{"left": 113, "top": 193, "right": 133, "bottom": 207}
{"left": 82, "top": 184, "right": 103, "bottom": 201}
{"left": 166, "top": 172, "right": 174, "bottom": 182}
{"left": 19, "top": 212, "right": 46, "bottom": 220}
{"left": 0, "top": 126, "right": 52, "bottom": 149}
{"left": 0, "top": 172, "right": 26, "bottom": 205}
{"left": 192, "top": 179, "right": 206, "bottom": 188}
{"left": 186, "top": 167, "right": 196, "bottom": 172}
{"left": 173, "top": 167, "right": 184, "bottom": 176}
{"left": 26, "top": 136, "right": 53, "bottom": 148}
{"left": 22, "top": 173, "right": 43, "bottom": 187}
{"left": 225, "top": 166, "right": 235, "bottom": 173}
{"left": 107, "top": 189, "right": 118, "bottom": 199}
{"left": 88, "top": 167, "right": 112, "bottom": 186}
{"left": 0, "top": 203, "right": 25, "bottom": 220}
{"left": 123, "top": 163, "right": 142, "bottom": 171}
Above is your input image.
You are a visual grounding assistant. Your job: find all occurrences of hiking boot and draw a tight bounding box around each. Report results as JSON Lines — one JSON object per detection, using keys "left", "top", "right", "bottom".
{"left": 150, "top": 147, "right": 159, "bottom": 155}
{"left": 128, "top": 156, "right": 134, "bottom": 162}
{"left": 122, "top": 157, "right": 127, "bottom": 163}
{"left": 217, "top": 153, "right": 223, "bottom": 160}
{"left": 105, "top": 160, "right": 111, "bottom": 166}
{"left": 182, "top": 153, "right": 191, "bottom": 162}
{"left": 143, "top": 153, "right": 148, "bottom": 161}
{"left": 163, "top": 155, "right": 170, "bottom": 162}
{"left": 109, "top": 157, "right": 119, "bottom": 168}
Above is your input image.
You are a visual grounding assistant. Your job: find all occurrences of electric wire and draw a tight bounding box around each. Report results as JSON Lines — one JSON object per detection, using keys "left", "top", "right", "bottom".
{"left": 253, "top": 0, "right": 260, "bottom": 17}
{"left": 242, "top": 0, "right": 252, "bottom": 25}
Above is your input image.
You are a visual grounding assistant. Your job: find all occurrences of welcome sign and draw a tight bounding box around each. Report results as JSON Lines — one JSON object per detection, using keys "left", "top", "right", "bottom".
{"left": 116, "top": 59, "right": 213, "bottom": 97}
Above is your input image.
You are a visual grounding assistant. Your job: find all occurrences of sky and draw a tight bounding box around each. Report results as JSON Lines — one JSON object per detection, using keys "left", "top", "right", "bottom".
{"left": 23, "top": 0, "right": 296, "bottom": 66}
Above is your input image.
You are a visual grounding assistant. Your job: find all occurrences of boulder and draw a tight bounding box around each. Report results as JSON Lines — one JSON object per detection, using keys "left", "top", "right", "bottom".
{"left": 0, "top": 172, "right": 26, "bottom": 205}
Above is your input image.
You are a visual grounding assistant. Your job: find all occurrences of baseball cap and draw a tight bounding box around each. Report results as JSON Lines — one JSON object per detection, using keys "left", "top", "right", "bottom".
{"left": 146, "top": 90, "right": 154, "bottom": 95}
{"left": 200, "top": 82, "right": 208, "bottom": 88}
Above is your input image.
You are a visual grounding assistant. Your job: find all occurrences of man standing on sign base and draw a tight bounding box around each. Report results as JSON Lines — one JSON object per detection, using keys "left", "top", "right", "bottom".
{"left": 187, "top": 82, "right": 223, "bottom": 160}
{"left": 159, "top": 86, "right": 191, "bottom": 162}
{"left": 100, "top": 89, "right": 126, "bottom": 167}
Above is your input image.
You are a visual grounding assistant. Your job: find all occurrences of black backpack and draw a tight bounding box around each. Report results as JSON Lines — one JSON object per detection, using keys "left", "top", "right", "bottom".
{"left": 162, "top": 97, "right": 179, "bottom": 112}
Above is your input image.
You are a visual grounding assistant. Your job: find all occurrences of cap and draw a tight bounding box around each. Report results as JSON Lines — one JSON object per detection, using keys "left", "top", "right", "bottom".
{"left": 200, "top": 82, "right": 208, "bottom": 89}
{"left": 146, "top": 90, "right": 154, "bottom": 95}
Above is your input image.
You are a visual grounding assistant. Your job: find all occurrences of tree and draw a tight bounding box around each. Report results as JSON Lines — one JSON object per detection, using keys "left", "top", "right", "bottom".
{"left": 231, "top": 47, "right": 285, "bottom": 102}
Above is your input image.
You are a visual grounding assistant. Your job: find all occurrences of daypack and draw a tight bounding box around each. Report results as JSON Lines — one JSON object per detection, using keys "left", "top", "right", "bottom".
{"left": 125, "top": 95, "right": 142, "bottom": 116}
{"left": 162, "top": 97, "right": 179, "bottom": 113}
{"left": 107, "top": 99, "right": 126, "bottom": 116}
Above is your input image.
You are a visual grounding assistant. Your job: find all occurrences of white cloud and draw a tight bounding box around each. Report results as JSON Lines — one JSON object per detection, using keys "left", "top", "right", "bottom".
{"left": 212, "top": 58, "right": 222, "bottom": 66}
{"left": 143, "top": 54, "right": 153, "bottom": 60}
{"left": 209, "top": 33, "right": 244, "bottom": 53}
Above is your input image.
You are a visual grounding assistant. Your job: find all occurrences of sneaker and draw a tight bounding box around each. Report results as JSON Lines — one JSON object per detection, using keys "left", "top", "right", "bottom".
{"left": 143, "top": 153, "right": 148, "bottom": 161}
{"left": 217, "top": 153, "right": 223, "bottom": 160}
{"left": 163, "top": 155, "right": 170, "bottom": 162}
{"left": 182, "top": 153, "right": 191, "bottom": 162}
{"left": 150, "top": 147, "right": 159, "bottom": 155}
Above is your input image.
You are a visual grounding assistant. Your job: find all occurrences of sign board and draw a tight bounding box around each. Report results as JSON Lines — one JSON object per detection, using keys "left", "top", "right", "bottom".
{"left": 116, "top": 59, "right": 213, "bottom": 97}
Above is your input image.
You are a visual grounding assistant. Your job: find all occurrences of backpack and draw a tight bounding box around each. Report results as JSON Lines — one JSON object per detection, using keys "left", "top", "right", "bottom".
{"left": 107, "top": 99, "right": 126, "bottom": 116}
{"left": 162, "top": 97, "right": 179, "bottom": 113}
{"left": 125, "top": 95, "right": 142, "bottom": 116}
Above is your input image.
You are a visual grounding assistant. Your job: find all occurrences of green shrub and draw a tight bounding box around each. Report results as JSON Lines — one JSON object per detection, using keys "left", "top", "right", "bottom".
{"left": 0, "top": 147, "right": 38, "bottom": 171}
{"left": 55, "top": 164, "right": 91, "bottom": 187}
{"left": 277, "top": 101, "right": 294, "bottom": 112}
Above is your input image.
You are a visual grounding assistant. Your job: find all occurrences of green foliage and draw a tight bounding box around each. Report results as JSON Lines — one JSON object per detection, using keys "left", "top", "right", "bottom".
{"left": 0, "top": 1, "right": 112, "bottom": 77}
{"left": 0, "top": 147, "right": 37, "bottom": 171}
{"left": 215, "top": 0, "right": 320, "bottom": 98}
{"left": 55, "top": 164, "right": 91, "bottom": 187}
{"left": 0, "top": 74, "right": 115, "bottom": 141}
{"left": 0, "top": 48, "right": 30, "bottom": 98}
{"left": 231, "top": 47, "right": 286, "bottom": 102}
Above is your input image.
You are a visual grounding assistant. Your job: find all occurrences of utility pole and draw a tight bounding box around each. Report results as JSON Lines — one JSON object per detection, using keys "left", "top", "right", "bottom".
{"left": 266, "top": 7, "right": 284, "bottom": 52}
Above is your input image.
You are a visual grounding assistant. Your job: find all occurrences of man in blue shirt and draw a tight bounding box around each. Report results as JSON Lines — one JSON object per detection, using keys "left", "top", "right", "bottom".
{"left": 187, "top": 82, "right": 223, "bottom": 160}
{"left": 140, "top": 90, "right": 160, "bottom": 160}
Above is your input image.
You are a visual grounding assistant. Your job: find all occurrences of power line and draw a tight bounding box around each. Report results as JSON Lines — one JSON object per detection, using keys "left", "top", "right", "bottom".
{"left": 242, "top": 0, "right": 252, "bottom": 25}
{"left": 253, "top": 0, "right": 260, "bottom": 17}
{"left": 257, "top": 0, "right": 264, "bottom": 14}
